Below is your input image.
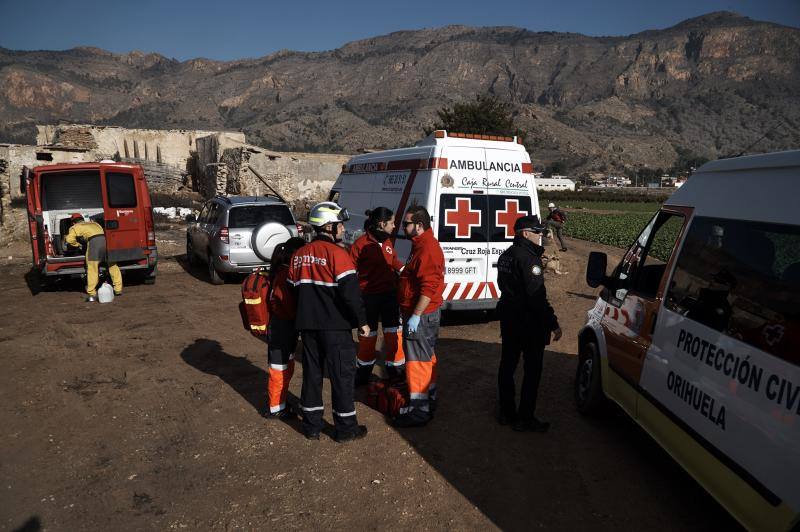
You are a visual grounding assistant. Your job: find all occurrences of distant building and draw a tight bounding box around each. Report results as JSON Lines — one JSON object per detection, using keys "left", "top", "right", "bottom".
{"left": 535, "top": 177, "right": 576, "bottom": 191}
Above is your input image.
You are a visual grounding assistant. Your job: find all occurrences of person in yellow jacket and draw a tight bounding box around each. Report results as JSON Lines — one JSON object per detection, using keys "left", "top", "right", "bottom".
{"left": 65, "top": 213, "right": 123, "bottom": 302}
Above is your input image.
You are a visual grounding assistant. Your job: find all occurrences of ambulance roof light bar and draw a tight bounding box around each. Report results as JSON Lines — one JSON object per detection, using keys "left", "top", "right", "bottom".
{"left": 433, "top": 130, "right": 519, "bottom": 143}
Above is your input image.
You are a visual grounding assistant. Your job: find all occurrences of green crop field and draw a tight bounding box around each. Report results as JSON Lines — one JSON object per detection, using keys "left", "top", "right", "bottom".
{"left": 537, "top": 200, "right": 661, "bottom": 252}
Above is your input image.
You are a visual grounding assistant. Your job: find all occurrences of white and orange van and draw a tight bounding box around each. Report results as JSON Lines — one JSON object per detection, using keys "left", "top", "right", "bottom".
{"left": 577, "top": 150, "right": 800, "bottom": 530}
{"left": 330, "top": 130, "right": 539, "bottom": 310}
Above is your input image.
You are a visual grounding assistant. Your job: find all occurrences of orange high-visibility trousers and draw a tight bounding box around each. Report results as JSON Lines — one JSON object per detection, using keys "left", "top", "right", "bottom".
{"left": 267, "top": 318, "right": 298, "bottom": 414}
{"left": 399, "top": 309, "right": 440, "bottom": 423}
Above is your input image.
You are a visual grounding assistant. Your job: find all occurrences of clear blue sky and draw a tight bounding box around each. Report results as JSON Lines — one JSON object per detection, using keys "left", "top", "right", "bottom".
{"left": 1, "top": 0, "right": 797, "bottom": 61}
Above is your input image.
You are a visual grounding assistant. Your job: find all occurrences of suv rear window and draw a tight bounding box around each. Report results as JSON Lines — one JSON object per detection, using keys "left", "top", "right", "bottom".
{"left": 228, "top": 205, "right": 294, "bottom": 228}
{"left": 42, "top": 171, "right": 103, "bottom": 210}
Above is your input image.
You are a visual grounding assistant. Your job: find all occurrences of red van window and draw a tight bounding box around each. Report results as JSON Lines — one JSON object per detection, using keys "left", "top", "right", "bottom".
{"left": 107, "top": 172, "right": 137, "bottom": 208}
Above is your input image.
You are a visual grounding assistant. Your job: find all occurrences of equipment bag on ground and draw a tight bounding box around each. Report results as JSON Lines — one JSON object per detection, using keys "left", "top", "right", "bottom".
{"left": 239, "top": 269, "right": 271, "bottom": 338}
{"left": 366, "top": 379, "right": 409, "bottom": 418}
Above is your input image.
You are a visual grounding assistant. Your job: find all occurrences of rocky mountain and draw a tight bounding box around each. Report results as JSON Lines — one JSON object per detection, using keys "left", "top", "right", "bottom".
{"left": 1, "top": 11, "right": 798, "bottom": 173}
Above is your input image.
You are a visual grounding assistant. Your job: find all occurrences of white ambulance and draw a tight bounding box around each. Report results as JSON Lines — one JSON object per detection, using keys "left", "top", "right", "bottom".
{"left": 577, "top": 150, "right": 800, "bottom": 530}
{"left": 329, "top": 130, "right": 539, "bottom": 310}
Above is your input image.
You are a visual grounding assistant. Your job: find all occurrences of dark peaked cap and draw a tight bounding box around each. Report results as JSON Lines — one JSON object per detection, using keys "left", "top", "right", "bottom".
{"left": 514, "top": 215, "right": 545, "bottom": 233}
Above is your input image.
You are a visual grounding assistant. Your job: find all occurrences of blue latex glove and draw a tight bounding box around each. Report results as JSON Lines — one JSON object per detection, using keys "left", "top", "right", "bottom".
{"left": 407, "top": 314, "right": 421, "bottom": 334}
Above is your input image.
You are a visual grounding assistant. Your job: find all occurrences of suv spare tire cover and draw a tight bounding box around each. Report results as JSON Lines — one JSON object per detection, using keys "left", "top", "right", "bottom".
{"left": 251, "top": 222, "right": 292, "bottom": 262}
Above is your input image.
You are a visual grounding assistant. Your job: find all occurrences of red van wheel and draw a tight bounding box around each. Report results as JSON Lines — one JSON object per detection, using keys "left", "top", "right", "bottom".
{"left": 575, "top": 341, "right": 605, "bottom": 415}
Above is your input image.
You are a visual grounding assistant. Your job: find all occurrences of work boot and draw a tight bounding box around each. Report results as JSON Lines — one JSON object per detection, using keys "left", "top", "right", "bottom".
{"left": 85, "top": 295, "right": 97, "bottom": 302}
{"left": 560, "top": 248, "right": 567, "bottom": 252}
{"left": 114, "top": 291, "right": 122, "bottom": 297}
{"left": 386, "top": 366, "right": 405, "bottom": 381}
{"left": 303, "top": 429, "right": 321, "bottom": 441}
{"left": 334, "top": 425, "right": 368, "bottom": 443}
{"left": 393, "top": 412, "right": 430, "bottom": 428}
{"left": 265, "top": 408, "right": 295, "bottom": 420}
{"left": 512, "top": 417, "right": 550, "bottom": 433}
{"left": 355, "top": 366, "right": 373, "bottom": 387}
{"left": 497, "top": 410, "right": 516, "bottom": 426}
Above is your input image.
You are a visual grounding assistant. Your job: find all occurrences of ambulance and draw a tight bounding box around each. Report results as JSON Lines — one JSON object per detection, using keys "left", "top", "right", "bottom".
{"left": 329, "top": 130, "right": 539, "bottom": 310}
{"left": 577, "top": 150, "right": 800, "bottom": 530}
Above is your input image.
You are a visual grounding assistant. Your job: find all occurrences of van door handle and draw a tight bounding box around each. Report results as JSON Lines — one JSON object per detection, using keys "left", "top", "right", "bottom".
{"left": 492, "top": 262, "right": 498, "bottom": 268}
{"left": 106, "top": 220, "right": 119, "bottom": 230}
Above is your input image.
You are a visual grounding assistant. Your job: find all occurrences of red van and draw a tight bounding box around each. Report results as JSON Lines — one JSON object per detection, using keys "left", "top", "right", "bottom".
{"left": 24, "top": 162, "right": 158, "bottom": 286}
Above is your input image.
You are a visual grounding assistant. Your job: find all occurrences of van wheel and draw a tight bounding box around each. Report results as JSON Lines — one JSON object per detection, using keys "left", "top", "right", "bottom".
{"left": 143, "top": 266, "right": 157, "bottom": 285}
{"left": 575, "top": 341, "right": 605, "bottom": 416}
{"left": 207, "top": 252, "right": 224, "bottom": 285}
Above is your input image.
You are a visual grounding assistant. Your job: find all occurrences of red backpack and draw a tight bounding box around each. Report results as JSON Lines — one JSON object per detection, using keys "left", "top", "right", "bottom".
{"left": 239, "top": 269, "right": 271, "bottom": 338}
{"left": 366, "top": 379, "right": 409, "bottom": 418}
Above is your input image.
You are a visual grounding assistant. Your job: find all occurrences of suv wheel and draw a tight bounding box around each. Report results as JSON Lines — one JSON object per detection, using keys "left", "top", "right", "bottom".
{"left": 575, "top": 341, "right": 605, "bottom": 416}
{"left": 186, "top": 237, "right": 196, "bottom": 266}
{"left": 207, "top": 251, "right": 225, "bottom": 285}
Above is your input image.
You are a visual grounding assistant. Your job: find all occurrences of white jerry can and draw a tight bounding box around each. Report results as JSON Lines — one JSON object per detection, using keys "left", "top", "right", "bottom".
{"left": 97, "top": 282, "right": 115, "bottom": 304}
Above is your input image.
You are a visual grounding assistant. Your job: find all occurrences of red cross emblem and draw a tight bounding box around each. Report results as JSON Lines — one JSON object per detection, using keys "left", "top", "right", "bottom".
{"left": 445, "top": 198, "right": 481, "bottom": 239}
{"left": 495, "top": 199, "right": 528, "bottom": 238}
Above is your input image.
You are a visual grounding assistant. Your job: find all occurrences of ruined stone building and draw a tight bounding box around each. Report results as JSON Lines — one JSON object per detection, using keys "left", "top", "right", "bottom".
{"left": 194, "top": 134, "right": 347, "bottom": 202}
{"left": 0, "top": 124, "right": 349, "bottom": 241}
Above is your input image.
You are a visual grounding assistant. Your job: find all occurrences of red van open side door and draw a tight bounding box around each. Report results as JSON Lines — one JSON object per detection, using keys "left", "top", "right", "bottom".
{"left": 24, "top": 167, "right": 44, "bottom": 267}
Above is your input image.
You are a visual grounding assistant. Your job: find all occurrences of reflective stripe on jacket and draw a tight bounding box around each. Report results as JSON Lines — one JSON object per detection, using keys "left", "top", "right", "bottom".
{"left": 287, "top": 237, "right": 367, "bottom": 330}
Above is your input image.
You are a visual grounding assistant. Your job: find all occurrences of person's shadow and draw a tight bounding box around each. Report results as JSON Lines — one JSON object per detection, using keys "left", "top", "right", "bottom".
{"left": 180, "top": 338, "right": 307, "bottom": 435}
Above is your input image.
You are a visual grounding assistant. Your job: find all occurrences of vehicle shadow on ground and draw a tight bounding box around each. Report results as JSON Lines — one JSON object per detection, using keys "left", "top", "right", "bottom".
{"left": 12, "top": 516, "right": 41, "bottom": 532}
{"left": 390, "top": 337, "right": 737, "bottom": 531}
{"left": 175, "top": 254, "right": 215, "bottom": 284}
{"left": 180, "top": 338, "right": 308, "bottom": 436}
{"left": 440, "top": 309, "right": 497, "bottom": 327}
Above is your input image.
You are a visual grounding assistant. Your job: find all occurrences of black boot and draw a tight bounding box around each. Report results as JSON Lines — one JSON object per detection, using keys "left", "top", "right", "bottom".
{"left": 355, "top": 365, "right": 373, "bottom": 387}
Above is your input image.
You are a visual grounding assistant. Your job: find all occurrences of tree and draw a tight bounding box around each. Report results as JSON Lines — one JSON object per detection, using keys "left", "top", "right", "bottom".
{"left": 543, "top": 160, "right": 567, "bottom": 177}
{"left": 429, "top": 95, "right": 523, "bottom": 139}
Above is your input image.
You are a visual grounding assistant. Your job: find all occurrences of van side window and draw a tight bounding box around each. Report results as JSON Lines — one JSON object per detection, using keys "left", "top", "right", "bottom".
{"left": 198, "top": 203, "right": 211, "bottom": 223}
{"left": 107, "top": 172, "right": 137, "bottom": 208}
{"left": 207, "top": 203, "right": 222, "bottom": 225}
{"left": 665, "top": 217, "right": 800, "bottom": 364}
{"left": 615, "top": 211, "right": 684, "bottom": 298}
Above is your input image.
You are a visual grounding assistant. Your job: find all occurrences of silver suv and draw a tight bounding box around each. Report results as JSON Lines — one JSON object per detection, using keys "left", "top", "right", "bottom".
{"left": 186, "top": 195, "right": 300, "bottom": 284}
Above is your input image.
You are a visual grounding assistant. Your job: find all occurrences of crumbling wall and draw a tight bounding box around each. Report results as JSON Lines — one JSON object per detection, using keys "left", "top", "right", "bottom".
{"left": 0, "top": 144, "right": 96, "bottom": 240}
{"left": 194, "top": 134, "right": 348, "bottom": 203}
{"left": 37, "top": 124, "right": 245, "bottom": 173}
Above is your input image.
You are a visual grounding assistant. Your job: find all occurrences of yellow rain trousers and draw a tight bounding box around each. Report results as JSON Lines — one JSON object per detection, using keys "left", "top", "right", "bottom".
{"left": 65, "top": 221, "right": 123, "bottom": 296}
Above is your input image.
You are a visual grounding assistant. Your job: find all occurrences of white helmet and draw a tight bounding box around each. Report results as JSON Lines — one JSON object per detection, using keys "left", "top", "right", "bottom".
{"left": 308, "top": 201, "right": 350, "bottom": 227}
{"left": 548, "top": 202, "right": 556, "bottom": 208}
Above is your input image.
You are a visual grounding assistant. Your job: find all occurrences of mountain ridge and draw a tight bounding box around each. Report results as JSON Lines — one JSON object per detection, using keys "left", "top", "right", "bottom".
{"left": 1, "top": 11, "right": 798, "bottom": 173}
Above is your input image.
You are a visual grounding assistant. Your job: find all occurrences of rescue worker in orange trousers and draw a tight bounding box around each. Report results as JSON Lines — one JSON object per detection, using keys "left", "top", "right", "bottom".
{"left": 350, "top": 207, "right": 406, "bottom": 385}
{"left": 287, "top": 202, "right": 370, "bottom": 442}
{"left": 394, "top": 205, "right": 445, "bottom": 428}
{"left": 65, "top": 213, "right": 122, "bottom": 302}
{"left": 265, "top": 237, "right": 306, "bottom": 419}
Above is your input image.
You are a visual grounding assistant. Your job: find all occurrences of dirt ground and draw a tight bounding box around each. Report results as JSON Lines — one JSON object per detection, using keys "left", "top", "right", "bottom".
{"left": 0, "top": 226, "right": 739, "bottom": 531}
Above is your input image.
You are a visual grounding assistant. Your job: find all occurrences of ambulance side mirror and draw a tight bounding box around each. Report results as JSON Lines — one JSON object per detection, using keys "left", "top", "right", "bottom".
{"left": 586, "top": 252, "right": 609, "bottom": 288}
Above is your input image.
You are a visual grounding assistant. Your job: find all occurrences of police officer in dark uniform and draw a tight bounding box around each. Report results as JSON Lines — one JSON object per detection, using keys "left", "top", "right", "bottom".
{"left": 496, "top": 215, "right": 562, "bottom": 432}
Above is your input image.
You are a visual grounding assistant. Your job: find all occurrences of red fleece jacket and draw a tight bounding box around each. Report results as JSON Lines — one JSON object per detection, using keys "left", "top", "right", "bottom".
{"left": 349, "top": 232, "right": 404, "bottom": 295}
{"left": 398, "top": 229, "right": 444, "bottom": 315}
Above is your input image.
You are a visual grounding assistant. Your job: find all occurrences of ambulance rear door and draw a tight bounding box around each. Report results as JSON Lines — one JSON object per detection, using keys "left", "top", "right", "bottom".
{"left": 486, "top": 146, "right": 537, "bottom": 302}
{"left": 434, "top": 144, "right": 490, "bottom": 307}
